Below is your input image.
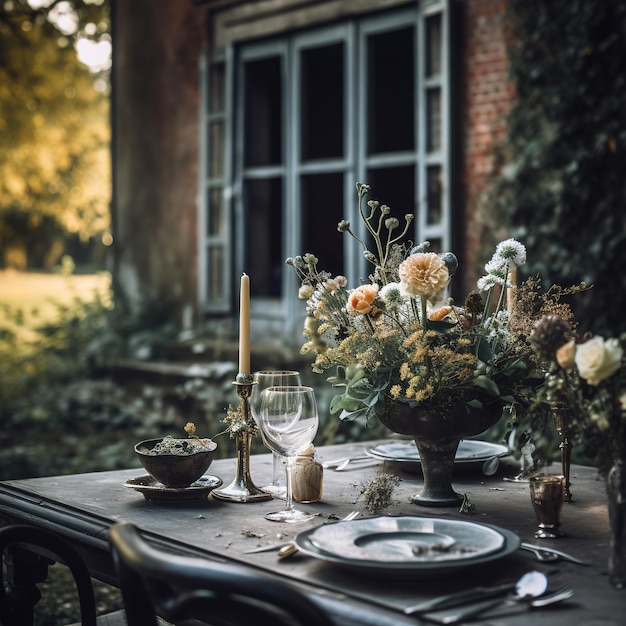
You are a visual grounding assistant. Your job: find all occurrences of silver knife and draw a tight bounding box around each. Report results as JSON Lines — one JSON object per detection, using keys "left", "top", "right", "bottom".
{"left": 520, "top": 542, "right": 590, "bottom": 565}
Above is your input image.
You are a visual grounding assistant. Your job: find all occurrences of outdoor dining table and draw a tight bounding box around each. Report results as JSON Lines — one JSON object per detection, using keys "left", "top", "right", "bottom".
{"left": 0, "top": 439, "right": 623, "bottom": 626}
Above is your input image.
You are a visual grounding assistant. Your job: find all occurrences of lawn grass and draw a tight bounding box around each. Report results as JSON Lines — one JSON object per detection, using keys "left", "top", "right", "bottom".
{"left": 0, "top": 270, "right": 124, "bottom": 624}
{"left": 0, "top": 269, "right": 111, "bottom": 337}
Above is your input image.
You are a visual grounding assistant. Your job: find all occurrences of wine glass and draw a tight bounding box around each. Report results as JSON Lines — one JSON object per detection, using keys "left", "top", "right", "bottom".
{"left": 259, "top": 386, "right": 319, "bottom": 523}
{"left": 249, "top": 371, "right": 301, "bottom": 498}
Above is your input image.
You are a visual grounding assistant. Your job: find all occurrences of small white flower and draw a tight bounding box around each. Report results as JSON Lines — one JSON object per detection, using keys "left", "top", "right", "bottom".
{"left": 324, "top": 275, "right": 347, "bottom": 292}
{"left": 477, "top": 274, "right": 504, "bottom": 291}
{"left": 298, "top": 284, "right": 314, "bottom": 300}
{"left": 379, "top": 282, "right": 405, "bottom": 305}
{"left": 485, "top": 258, "right": 507, "bottom": 275}
{"left": 487, "top": 310, "right": 512, "bottom": 345}
{"left": 495, "top": 238, "right": 527, "bottom": 268}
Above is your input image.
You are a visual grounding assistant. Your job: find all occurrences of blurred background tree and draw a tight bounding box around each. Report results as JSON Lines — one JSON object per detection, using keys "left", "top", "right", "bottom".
{"left": 0, "top": 0, "right": 110, "bottom": 271}
{"left": 489, "top": 0, "right": 626, "bottom": 337}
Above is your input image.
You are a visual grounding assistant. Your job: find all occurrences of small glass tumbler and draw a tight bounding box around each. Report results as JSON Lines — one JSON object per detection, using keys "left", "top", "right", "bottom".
{"left": 529, "top": 474, "right": 566, "bottom": 539}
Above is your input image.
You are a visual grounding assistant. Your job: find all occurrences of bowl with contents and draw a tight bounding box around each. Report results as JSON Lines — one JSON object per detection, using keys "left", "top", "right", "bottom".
{"left": 135, "top": 428, "right": 217, "bottom": 489}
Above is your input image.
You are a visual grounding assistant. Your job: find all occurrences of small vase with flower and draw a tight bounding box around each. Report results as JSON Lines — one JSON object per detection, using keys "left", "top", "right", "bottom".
{"left": 529, "top": 315, "right": 626, "bottom": 587}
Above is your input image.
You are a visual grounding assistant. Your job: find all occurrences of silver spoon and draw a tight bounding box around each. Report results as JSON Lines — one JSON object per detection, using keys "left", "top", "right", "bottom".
{"left": 429, "top": 571, "right": 548, "bottom": 624}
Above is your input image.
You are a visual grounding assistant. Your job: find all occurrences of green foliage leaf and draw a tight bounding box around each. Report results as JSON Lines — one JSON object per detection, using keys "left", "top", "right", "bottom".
{"left": 487, "top": 0, "right": 626, "bottom": 337}
{"left": 473, "top": 375, "right": 501, "bottom": 397}
{"left": 0, "top": 1, "right": 111, "bottom": 262}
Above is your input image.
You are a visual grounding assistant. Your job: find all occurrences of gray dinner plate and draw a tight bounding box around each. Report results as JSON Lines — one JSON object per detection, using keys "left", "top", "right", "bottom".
{"left": 294, "top": 516, "right": 520, "bottom": 577}
{"left": 365, "top": 440, "right": 509, "bottom": 472}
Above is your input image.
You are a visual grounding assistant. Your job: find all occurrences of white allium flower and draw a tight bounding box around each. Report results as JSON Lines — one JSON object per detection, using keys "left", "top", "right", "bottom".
{"left": 379, "top": 282, "right": 405, "bottom": 306}
{"left": 495, "top": 238, "right": 527, "bottom": 268}
{"left": 485, "top": 258, "right": 507, "bottom": 275}
{"left": 477, "top": 273, "right": 504, "bottom": 291}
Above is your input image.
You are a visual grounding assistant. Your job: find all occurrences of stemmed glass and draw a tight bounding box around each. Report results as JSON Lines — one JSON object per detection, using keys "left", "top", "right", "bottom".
{"left": 249, "top": 371, "right": 301, "bottom": 498}
{"left": 258, "top": 386, "right": 319, "bottom": 523}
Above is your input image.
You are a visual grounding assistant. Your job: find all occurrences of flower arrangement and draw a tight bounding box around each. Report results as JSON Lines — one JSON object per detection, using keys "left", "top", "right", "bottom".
{"left": 287, "top": 183, "right": 584, "bottom": 428}
{"left": 529, "top": 315, "right": 626, "bottom": 473}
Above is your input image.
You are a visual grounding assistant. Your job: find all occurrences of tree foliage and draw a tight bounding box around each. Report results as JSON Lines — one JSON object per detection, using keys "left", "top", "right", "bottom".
{"left": 491, "top": 0, "right": 626, "bottom": 336}
{"left": 0, "top": 0, "right": 110, "bottom": 266}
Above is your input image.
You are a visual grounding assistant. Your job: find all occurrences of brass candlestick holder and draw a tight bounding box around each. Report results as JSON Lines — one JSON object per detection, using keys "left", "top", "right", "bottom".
{"left": 212, "top": 374, "right": 272, "bottom": 503}
{"left": 552, "top": 402, "right": 573, "bottom": 502}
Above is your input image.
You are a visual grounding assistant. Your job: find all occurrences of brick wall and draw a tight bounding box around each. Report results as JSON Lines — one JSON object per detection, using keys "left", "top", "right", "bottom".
{"left": 458, "top": 0, "right": 514, "bottom": 291}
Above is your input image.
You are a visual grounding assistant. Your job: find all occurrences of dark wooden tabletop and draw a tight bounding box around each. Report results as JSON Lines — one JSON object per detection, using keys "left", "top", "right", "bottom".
{"left": 1, "top": 439, "right": 624, "bottom": 626}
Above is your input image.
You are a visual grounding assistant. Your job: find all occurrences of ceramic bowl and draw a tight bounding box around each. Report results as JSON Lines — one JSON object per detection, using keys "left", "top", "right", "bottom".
{"left": 134, "top": 437, "right": 217, "bottom": 488}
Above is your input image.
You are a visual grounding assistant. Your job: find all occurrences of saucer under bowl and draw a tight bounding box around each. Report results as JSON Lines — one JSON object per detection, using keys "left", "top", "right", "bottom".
{"left": 135, "top": 437, "right": 217, "bottom": 488}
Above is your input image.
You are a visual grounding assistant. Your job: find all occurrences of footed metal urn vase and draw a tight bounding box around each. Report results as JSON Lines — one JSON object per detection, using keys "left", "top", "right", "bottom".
{"left": 379, "top": 398, "right": 504, "bottom": 507}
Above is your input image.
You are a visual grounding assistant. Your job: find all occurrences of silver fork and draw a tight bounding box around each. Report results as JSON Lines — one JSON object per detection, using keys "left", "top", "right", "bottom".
{"left": 520, "top": 542, "right": 590, "bottom": 565}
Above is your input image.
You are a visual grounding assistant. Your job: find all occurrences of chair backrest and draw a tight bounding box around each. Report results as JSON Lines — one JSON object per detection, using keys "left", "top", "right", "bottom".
{"left": 108, "top": 521, "right": 332, "bottom": 626}
{"left": 0, "top": 524, "right": 97, "bottom": 626}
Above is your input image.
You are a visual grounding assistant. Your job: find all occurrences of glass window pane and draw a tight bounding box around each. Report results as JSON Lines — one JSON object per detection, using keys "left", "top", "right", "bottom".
{"left": 207, "top": 246, "right": 224, "bottom": 300}
{"left": 426, "top": 238, "right": 442, "bottom": 254}
{"left": 364, "top": 166, "right": 416, "bottom": 220}
{"left": 426, "top": 14, "right": 442, "bottom": 78}
{"left": 364, "top": 167, "right": 416, "bottom": 258}
{"left": 244, "top": 178, "right": 283, "bottom": 297}
{"left": 426, "top": 165, "right": 442, "bottom": 225}
{"left": 244, "top": 57, "right": 282, "bottom": 167}
{"left": 426, "top": 88, "right": 441, "bottom": 153}
{"left": 208, "top": 188, "right": 224, "bottom": 237}
{"left": 209, "top": 62, "right": 225, "bottom": 113}
{"left": 367, "top": 27, "right": 415, "bottom": 154}
{"left": 300, "top": 43, "right": 344, "bottom": 161}
{"left": 208, "top": 121, "right": 224, "bottom": 177}
{"left": 301, "top": 173, "right": 344, "bottom": 277}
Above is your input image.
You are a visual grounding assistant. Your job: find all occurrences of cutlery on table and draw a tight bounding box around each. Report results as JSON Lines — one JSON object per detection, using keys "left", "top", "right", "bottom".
{"left": 421, "top": 586, "right": 575, "bottom": 624}
{"left": 403, "top": 581, "right": 518, "bottom": 615}
{"left": 277, "top": 510, "right": 361, "bottom": 558}
{"left": 321, "top": 456, "right": 373, "bottom": 470}
{"left": 404, "top": 571, "right": 546, "bottom": 617}
{"left": 520, "top": 542, "right": 590, "bottom": 565}
{"left": 417, "top": 571, "right": 570, "bottom": 624}
{"left": 244, "top": 511, "right": 360, "bottom": 555}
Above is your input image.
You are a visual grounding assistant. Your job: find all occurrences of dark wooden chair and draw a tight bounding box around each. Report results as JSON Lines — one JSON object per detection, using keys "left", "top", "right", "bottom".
{"left": 0, "top": 524, "right": 125, "bottom": 626}
{"left": 108, "top": 521, "right": 333, "bottom": 626}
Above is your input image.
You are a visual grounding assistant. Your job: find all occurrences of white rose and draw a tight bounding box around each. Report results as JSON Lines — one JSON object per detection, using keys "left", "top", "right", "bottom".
{"left": 574, "top": 336, "right": 623, "bottom": 386}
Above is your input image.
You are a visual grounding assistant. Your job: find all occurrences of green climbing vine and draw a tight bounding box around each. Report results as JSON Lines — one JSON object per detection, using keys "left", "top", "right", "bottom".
{"left": 489, "top": 0, "right": 626, "bottom": 335}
